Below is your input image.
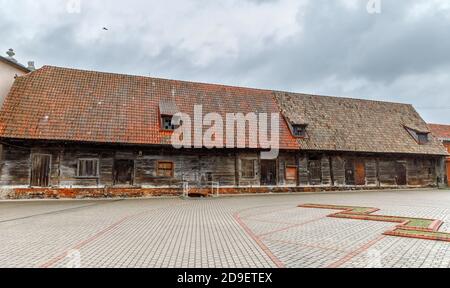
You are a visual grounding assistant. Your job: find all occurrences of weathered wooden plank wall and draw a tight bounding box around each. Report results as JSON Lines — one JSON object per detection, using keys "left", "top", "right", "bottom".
{"left": 298, "top": 156, "right": 309, "bottom": 186}
{"left": 321, "top": 157, "right": 332, "bottom": 185}
{"left": 378, "top": 160, "right": 397, "bottom": 185}
{"left": 331, "top": 156, "right": 346, "bottom": 186}
{"left": 0, "top": 145, "right": 30, "bottom": 186}
{"left": 0, "top": 142, "right": 442, "bottom": 189}
{"left": 365, "top": 159, "right": 378, "bottom": 186}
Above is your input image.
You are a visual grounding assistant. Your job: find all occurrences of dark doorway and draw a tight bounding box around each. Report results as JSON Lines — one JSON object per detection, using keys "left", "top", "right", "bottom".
{"left": 31, "top": 154, "right": 51, "bottom": 187}
{"left": 345, "top": 160, "right": 355, "bottom": 185}
{"left": 113, "top": 159, "right": 134, "bottom": 186}
{"left": 261, "top": 160, "right": 277, "bottom": 186}
{"left": 354, "top": 160, "right": 366, "bottom": 186}
{"left": 395, "top": 162, "right": 407, "bottom": 186}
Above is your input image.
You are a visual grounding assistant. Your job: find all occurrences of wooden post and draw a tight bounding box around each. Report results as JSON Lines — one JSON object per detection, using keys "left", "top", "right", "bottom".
{"left": 437, "top": 157, "right": 446, "bottom": 188}
{"left": 235, "top": 152, "right": 239, "bottom": 187}
{"left": 295, "top": 153, "right": 300, "bottom": 187}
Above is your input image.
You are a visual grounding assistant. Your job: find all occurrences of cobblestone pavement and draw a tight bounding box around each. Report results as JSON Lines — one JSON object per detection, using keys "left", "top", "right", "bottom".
{"left": 1, "top": 189, "right": 450, "bottom": 268}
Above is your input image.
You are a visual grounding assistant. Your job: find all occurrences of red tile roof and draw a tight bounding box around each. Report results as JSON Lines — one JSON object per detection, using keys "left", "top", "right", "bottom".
{"left": 275, "top": 92, "right": 448, "bottom": 155}
{"left": 0, "top": 66, "right": 299, "bottom": 150}
{"left": 429, "top": 124, "right": 450, "bottom": 141}
{"left": 0, "top": 65, "right": 446, "bottom": 155}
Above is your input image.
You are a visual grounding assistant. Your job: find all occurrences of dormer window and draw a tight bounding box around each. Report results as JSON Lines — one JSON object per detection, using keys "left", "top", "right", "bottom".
{"left": 292, "top": 125, "right": 307, "bottom": 138}
{"left": 161, "top": 115, "right": 176, "bottom": 131}
{"left": 405, "top": 126, "right": 429, "bottom": 145}
{"left": 159, "top": 99, "right": 180, "bottom": 131}
{"left": 417, "top": 133, "right": 429, "bottom": 145}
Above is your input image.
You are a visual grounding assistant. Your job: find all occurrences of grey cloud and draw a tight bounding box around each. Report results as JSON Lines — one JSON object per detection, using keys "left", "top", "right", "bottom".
{"left": 0, "top": 0, "right": 449, "bottom": 123}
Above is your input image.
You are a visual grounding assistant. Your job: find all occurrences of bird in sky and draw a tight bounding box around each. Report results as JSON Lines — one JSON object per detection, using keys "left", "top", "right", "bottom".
{"left": 102, "top": 27, "right": 108, "bottom": 31}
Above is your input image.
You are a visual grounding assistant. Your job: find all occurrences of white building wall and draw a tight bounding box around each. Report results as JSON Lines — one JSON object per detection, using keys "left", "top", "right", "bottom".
{"left": 0, "top": 61, "right": 27, "bottom": 107}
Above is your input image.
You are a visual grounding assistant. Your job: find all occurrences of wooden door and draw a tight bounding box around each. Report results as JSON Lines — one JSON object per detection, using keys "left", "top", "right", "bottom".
{"left": 114, "top": 159, "right": 134, "bottom": 186}
{"left": 446, "top": 160, "right": 450, "bottom": 185}
{"left": 355, "top": 160, "right": 366, "bottom": 186}
{"left": 345, "top": 160, "right": 355, "bottom": 185}
{"left": 395, "top": 162, "right": 407, "bottom": 186}
{"left": 260, "top": 160, "right": 277, "bottom": 186}
{"left": 31, "top": 154, "right": 51, "bottom": 187}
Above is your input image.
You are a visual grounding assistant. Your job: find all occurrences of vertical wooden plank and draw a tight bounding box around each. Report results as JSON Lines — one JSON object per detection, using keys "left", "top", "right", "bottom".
{"left": 328, "top": 156, "right": 334, "bottom": 186}
{"left": 365, "top": 159, "right": 377, "bottom": 185}
{"left": 298, "top": 155, "right": 309, "bottom": 186}
{"left": 308, "top": 157, "right": 322, "bottom": 185}
{"left": 331, "top": 156, "right": 345, "bottom": 186}
{"left": 345, "top": 159, "right": 355, "bottom": 185}
{"left": 321, "top": 156, "right": 331, "bottom": 185}
{"left": 395, "top": 162, "right": 407, "bottom": 185}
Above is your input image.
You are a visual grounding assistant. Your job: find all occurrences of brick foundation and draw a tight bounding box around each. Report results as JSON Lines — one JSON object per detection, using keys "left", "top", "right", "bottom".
{"left": 6, "top": 185, "right": 427, "bottom": 200}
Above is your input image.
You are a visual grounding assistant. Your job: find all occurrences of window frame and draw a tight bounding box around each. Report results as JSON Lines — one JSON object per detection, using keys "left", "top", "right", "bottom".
{"left": 285, "top": 165, "right": 298, "bottom": 181}
{"left": 241, "top": 159, "right": 256, "bottom": 179}
{"left": 292, "top": 125, "right": 308, "bottom": 138}
{"left": 161, "top": 115, "right": 177, "bottom": 131}
{"left": 76, "top": 158, "right": 100, "bottom": 178}
{"left": 405, "top": 127, "right": 429, "bottom": 145}
{"left": 417, "top": 133, "right": 429, "bottom": 145}
{"left": 156, "top": 161, "right": 175, "bottom": 178}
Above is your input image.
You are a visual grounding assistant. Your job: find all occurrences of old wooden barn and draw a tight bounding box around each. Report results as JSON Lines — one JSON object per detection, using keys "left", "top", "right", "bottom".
{"left": 0, "top": 66, "right": 447, "bottom": 198}
{"left": 429, "top": 124, "right": 450, "bottom": 185}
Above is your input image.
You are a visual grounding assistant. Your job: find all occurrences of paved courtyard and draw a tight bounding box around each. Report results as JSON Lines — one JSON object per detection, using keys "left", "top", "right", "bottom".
{"left": 1, "top": 189, "right": 450, "bottom": 268}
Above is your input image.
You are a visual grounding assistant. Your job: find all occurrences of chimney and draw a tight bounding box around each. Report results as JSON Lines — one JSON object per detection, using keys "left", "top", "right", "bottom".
{"left": 6, "top": 48, "right": 17, "bottom": 62}
{"left": 27, "top": 61, "right": 36, "bottom": 71}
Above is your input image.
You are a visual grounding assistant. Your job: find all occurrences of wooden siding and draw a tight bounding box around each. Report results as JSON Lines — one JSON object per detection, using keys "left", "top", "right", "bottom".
{"left": 298, "top": 156, "right": 309, "bottom": 186}
{"left": 321, "top": 157, "right": 332, "bottom": 185}
{"left": 365, "top": 159, "right": 378, "bottom": 186}
{"left": 0, "top": 142, "right": 443, "bottom": 189}
{"left": 331, "top": 156, "right": 346, "bottom": 186}
{"left": 0, "top": 144, "right": 30, "bottom": 186}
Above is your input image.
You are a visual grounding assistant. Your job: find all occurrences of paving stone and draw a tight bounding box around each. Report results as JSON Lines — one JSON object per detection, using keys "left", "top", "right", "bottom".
{"left": 0, "top": 189, "right": 450, "bottom": 268}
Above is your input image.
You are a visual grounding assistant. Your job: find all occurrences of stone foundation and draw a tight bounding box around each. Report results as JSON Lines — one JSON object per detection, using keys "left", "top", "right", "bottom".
{"left": 0, "top": 188, "right": 11, "bottom": 200}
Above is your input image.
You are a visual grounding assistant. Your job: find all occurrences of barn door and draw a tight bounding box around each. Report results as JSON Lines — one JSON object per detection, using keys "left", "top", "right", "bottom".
{"left": 395, "top": 162, "right": 407, "bottom": 185}
{"left": 113, "top": 159, "right": 134, "bottom": 186}
{"left": 354, "top": 160, "right": 366, "bottom": 186}
{"left": 345, "top": 160, "right": 355, "bottom": 185}
{"left": 31, "top": 154, "right": 51, "bottom": 187}
{"left": 447, "top": 160, "right": 450, "bottom": 185}
{"left": 260, "top": 160, "right": 277, "bottom": 186}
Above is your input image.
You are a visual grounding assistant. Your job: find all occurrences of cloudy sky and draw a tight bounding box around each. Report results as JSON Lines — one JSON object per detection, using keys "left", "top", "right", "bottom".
{"left": 1, "top": 0, "right": 449, "bottom": 123}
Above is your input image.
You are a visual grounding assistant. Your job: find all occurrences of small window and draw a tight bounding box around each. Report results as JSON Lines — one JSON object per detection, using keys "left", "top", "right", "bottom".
{"left": 285, "top": 166, "right": 298, "bottom": 181}
{"left": 161, "top": 116, "right": 176, "bottom": 131}
{"left": 77, "top": 159, "right": 99, "bottom": 177}
{"left": 417, "top": 133, "right": 429, "bottom": 145}
{"left": 241, "top": 159, "right": 256, "bottom": 179}
{"left": 292, "top": 125, "right": 307, "bottom": 138}
{"left": 157, "top": 161, "right": 174, "bottom": 178}
{"left": 405, "top": 127, "right": 429, "bottom": 145}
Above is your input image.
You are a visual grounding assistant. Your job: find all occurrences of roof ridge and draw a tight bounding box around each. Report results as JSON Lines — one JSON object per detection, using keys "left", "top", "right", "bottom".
{"left": 428, "top": 123, "right": 450, "bottom": 127}
{"left": 41, "top": 65, "right": 274, "bottom": 93}
{"left": 41, "top": 65, "right": 410, "bottom": 106}
{"left": 274, "top": 91, "right": 412, "bottom": 107}
{"left": 0, "top": 55, "right": 31, "bottom": 73}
